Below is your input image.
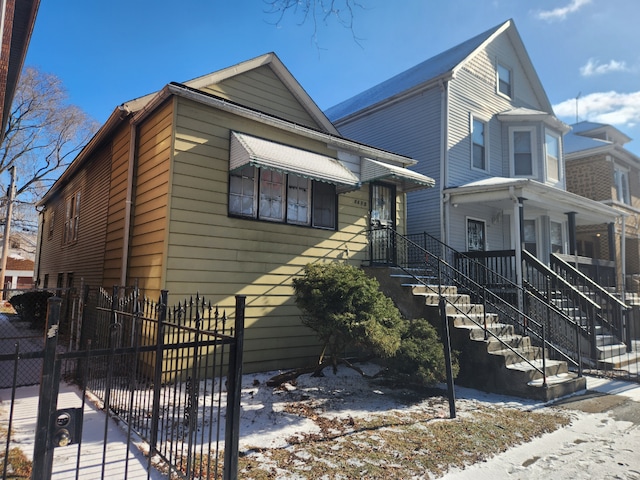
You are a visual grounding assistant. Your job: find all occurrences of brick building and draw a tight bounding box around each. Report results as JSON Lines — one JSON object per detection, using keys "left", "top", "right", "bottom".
{"left": 565, "top": 121, "right": 640, "bottom": 292}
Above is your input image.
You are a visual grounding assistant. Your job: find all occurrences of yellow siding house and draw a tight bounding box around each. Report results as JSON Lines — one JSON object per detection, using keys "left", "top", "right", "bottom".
{"left": 35, "top": 53, "right": 435, "bottom": 372}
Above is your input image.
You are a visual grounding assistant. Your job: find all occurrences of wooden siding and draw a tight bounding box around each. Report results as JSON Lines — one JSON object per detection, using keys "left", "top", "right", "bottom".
{"left": 126, "top": 100, "right": 173, "bottom": 291}
{"left": 37, "top": 142, "right": 111, "bottom": 289}
{"left": 165, "top": 97, "right": 376, "bottom": 372}
{"left": 102, "top": 123, "right": 132, "bottom": 287}
{"left": 336, "top": 88, "right": 442, "bottom": 238}
{"left": 199, "top": 65, "right": 322, "bottom": 130}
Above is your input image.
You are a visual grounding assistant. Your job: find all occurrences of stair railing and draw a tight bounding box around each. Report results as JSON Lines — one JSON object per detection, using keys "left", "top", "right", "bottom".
{"left": 550, "top": 253, "right": 631, "bottom": 352}
{"left": 522, "top": 250, "right": 603, "bottom": 359}
{"left": 371, "top": 229, "right": 582, "bottom": 376}
{"left": 374, "top": 227, "right": 585, "bottom": 380}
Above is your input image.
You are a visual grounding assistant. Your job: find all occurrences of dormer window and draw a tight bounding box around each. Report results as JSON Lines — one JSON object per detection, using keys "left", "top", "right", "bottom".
{"left": 497, "top": 63, "right": 512, "bottom": 98}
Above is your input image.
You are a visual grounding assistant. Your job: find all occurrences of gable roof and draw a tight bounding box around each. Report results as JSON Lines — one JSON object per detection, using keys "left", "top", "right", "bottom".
{"left": 326, "top": 19, "right": 553, "bottom": 122}
{"left": 40, "top": 54, "right": 430, "bottom": 205}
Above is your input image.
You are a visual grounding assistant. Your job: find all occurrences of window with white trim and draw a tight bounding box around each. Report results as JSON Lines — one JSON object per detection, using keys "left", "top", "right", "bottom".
{"left": 497, "top": 63, "right": 512, "bottom": 98}
{"left": 472, "top": 117, "right": 487, "bottom": 171}
{"left": 614, "top": 166, "right": 630, "bottom": 205}
{"left": 550, "top": 221, "right": 564, "bottom": 254}
{"left": 510, "top": 127, "right": 535, "bottom": 177}
{"left": 63, "top": 191, "right": 80, "bottom": 245}
{"left": 523, "top": 219, "right": 537, "bottom": 256}
{"left": 287, "top": 175, "right": 310, "bottom": 225}
{"left": 545, "top": 131, "right": 560, "bottom": 182}
{"left": 229, "top": 166, "right": 337, "bottom": 229}
{"left": 229, "top": 165, "right": 257, "bottom": 216}
{"left": 259, "top": 170, "right": 285, "bottom": 222}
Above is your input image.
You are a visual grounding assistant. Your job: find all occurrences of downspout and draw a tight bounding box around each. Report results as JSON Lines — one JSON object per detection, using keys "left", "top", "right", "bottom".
{"left": 120, "top": 122, "right": 137, "bottom": 288}
{"left": 34, "top": 206, "right": 45, "bottom": 287}
{"left": 439, "top": 79, "right": 449, "bottom": 243}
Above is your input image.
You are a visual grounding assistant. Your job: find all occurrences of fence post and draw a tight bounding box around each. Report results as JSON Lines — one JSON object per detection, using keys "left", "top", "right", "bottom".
{"left": 224, "top": 295, "right": 246, "bottom": 480}
{"left": 439, "top": 296, "right": 456, "bottom": 419}
{"left": 32, "top": 297, "right": 63, "bottom": 480}
{"left": 148, "top": 290, "right": 168, "bottom": 463}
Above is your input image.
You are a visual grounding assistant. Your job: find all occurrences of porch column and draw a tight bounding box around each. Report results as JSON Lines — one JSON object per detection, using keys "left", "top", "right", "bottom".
{"left": 607, "top": 222, "right": 616, "bottom": 262}
{"left": 566, "top": 211, "right": 577, "bottom": 256}
{"left": 513, "top": 196, "right": 524, "bottom": 312}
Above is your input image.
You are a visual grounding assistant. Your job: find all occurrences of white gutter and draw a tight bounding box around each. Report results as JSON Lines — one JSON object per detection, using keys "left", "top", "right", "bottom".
{"left": 139, "top": 83, "right": 418, "bottom": 168}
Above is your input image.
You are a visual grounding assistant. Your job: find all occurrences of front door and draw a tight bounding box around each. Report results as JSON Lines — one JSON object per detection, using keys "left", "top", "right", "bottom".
{"left": 467, "top": 218, "right": 486, "bottom": 252}
{"left": 370, "top": 184, "right": 396, "bottom": 264}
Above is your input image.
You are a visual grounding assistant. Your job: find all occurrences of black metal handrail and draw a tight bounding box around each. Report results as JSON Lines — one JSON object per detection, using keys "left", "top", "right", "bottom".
{"left": 550, "top": 253, "right": 631, "bottom": 352}
{"left": 369, "top": 227, "right": 584, "bottom": 374}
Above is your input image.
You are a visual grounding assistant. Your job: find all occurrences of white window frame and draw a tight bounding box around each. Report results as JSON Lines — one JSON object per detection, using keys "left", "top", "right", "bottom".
{"left": 523, "top": 218, "right": 537, "bottom": 256}
{"left": 550, "top": 220, "right": 565, "bottom": 254}
{"left": 509, "top": 126, "right": 537, "bottom": 178}
{"left": 471, "top": 114, "right": 489, "bottom": 172}
{"left": 229, "top": 165, "right": 258, "bottom": 217}
{"left": 497, "top": 62, "right": 512, "bottom": 98}
{"left": 286, "top": 175, "right": 311, "bottom": 225}
{"left": 228, "top": 166, "right": 337, "bottom": 230}
{"left": 466, "top": 217, "right": 486, "bottom": 252}
{"left": 259, "top": 169, "right": 286, "bottom": 222}
{"left": 614, "top": 165, "right": 631, "bottom": 205}
{"left": 544, "top": 130, "right": 561, "bottom": 183}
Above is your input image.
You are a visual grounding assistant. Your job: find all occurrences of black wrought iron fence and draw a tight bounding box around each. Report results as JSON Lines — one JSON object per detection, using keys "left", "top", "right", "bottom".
{"left": 1, "top": 286, "right": 245, "bottom": 480}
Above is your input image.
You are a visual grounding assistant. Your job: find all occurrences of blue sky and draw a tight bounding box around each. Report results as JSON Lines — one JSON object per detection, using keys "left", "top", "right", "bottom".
{"left": 26, "top": 0, "right": 640, "bottom": 153}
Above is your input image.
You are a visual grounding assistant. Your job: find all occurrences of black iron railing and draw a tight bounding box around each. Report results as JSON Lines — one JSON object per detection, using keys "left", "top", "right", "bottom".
{"left": 368, "top": 227, "right": 584, "bottom": 377}
{"left": 550, "top": 253, "right": 631, "bottom": 352}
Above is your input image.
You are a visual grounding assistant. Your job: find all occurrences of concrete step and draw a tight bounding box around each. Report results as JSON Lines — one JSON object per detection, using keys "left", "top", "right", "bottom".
{"left": 465, "top": 324, "right": 516, "bottom": 341}
{"left": 410, "top": 284, "right": 458, "bottom": 296}
{"left": 415, "top": 292, "right": 471, "bottom": 306}
{"left": 489, "top": 345, "right": 545, "bottom": 364}
{"left": 450, "top": 313, "right": 499, "bottom": 328}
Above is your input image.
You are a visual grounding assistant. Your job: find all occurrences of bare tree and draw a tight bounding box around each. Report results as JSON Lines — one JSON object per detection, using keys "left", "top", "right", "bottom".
{"left": 264, "top": 0, "right": 365, "bottom": 47}
{"left": 0, "top": 66, "right": 99, "bottom": 235}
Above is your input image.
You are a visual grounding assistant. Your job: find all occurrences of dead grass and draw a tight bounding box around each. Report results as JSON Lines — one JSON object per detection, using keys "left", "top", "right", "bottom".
{"left": 238, "top": 399, "right": 570, "bottom": 479}
{"left": 0, "top": 447, "right": 32, "bottom": 479}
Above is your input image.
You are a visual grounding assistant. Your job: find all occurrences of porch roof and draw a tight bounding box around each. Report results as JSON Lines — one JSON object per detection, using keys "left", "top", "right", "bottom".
{"left": 230, "top": 131, "right": 360, "bottom": 187}
{"left": 361, "top": 158, "right": 435, "bottom": 192}
{"left": 444, "top": 177, "right": 622, "bottom": 225}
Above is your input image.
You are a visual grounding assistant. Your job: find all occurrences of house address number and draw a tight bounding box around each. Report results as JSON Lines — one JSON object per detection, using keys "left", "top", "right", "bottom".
{"left": 354, "top": 199, "right": 368, "bottom": 207}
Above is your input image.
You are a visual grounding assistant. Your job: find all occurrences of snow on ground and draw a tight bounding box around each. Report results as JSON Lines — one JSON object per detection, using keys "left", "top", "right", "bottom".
{"left": 2, "top": 360, "right": 640, "bottom": 479}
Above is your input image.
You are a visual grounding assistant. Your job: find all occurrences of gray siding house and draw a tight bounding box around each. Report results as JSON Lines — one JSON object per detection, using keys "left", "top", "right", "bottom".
{"left": 327, "top": 19, "right": 622, "bottom": 286}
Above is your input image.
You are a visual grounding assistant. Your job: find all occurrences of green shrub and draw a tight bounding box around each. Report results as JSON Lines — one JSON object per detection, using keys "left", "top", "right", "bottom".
{"left": 9, "top": 290, "right": 54, "bottom": 328}
{"left": 385, "top": 318, "right": 459, "bottom": 387}
{"left": 292, "top": 263, "right": 403, "bottom": 365}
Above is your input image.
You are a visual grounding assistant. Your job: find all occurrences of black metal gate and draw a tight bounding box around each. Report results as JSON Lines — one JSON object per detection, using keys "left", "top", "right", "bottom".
{"left": 1, "top": 287, "right": 245, "bottom": 480}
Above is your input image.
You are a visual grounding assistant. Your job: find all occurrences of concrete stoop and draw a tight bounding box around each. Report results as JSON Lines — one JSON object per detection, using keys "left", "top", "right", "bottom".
{"left": 412, "top": 284, "right": 587, "bottom": 402}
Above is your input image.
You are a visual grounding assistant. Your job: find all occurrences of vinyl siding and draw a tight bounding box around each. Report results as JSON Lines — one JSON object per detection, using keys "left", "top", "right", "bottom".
{"left": 336, "top": 88, "right": 442, "bottom": 238}
{"left": 447, "top": 35, "right": 548, "bottom": 188}
{"left": 126, "top": 100, "right": 173, "bottom": 291}
{"left": 166, "top": 97, "right": 375, "bottom": 372}
{"left": 200, "top": 65, "right": 321, "bottom": 129}
{"left": 37, "top": 142, "right": 111, "bottom": 289}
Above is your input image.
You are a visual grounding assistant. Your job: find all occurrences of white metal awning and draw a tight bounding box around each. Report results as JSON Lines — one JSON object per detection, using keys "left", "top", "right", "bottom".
{"left": 361, "top": 158, "right": 435, "bottom": 192}
{"left": 230, "top": 131, "right": 359, "bottom": 187}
